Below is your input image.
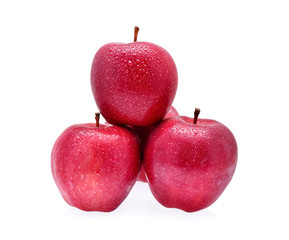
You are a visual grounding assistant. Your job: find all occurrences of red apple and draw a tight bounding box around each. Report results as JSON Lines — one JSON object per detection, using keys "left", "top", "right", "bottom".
{"left": 144, "top": 109, "right": 238, "bottom": 212}
{"left": 90, "top": 27, "right": 178, "bottom": 127}
{"left": 51, "top": 114, "right": 141, "bottom": 212}
{"left": 134, "top": 106, "right": 179, "bottom": 182}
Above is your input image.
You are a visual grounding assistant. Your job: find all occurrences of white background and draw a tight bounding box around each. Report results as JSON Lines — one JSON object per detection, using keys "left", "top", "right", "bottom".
{"left": 1, "top": 0, "right": 288, "bottom": 239}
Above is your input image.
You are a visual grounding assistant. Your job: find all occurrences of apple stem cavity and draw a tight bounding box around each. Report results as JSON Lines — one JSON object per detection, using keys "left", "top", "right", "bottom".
{"left": 95, "top": 113, "right": 100, "bottom": 127}
{"left": 134, "top": 26, "right": 140, "bottom": 42}
{"left": 194, "top": 108, "right": 200, "bottom": 124}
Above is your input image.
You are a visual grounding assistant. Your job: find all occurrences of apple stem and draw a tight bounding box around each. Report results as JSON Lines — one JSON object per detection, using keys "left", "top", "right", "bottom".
{"left": 95, "top": 113, "right": 100, "bottom": 127}
{"left": 194, "top": 108, "right": 200, "bottom": 124}
{"left": 134, "top": 26, "right": 139, "bottom": 42}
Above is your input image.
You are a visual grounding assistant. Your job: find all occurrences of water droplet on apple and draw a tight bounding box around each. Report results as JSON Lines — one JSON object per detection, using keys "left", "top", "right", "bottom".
{"left": 128, "top": 60, "right": 133, "bottom": 66}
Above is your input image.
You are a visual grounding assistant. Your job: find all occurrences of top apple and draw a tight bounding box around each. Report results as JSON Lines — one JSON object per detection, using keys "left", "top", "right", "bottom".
{"left": 91, "top": 27, "right": 178, "bottom": 127}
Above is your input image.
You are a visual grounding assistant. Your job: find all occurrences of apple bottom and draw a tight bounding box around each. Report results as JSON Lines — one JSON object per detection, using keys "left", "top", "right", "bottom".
{"left": 58, "top": 174, "right": 137, "bottom": 212}
{"left": 148, "top": 170, "right": 235, "bottom": 212}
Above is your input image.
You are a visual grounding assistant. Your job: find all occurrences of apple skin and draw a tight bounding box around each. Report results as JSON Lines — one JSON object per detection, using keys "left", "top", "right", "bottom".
{"left": 143, "top": 116, "right": 238, "bottom": 212}
{"left": 51, "top": 123, "right": 141, "bottom": 212}
{"left": 103, "top": 106, "right": 179, "bottom": 182}
{"left": 134, "top": 106, "right": 179, "bottom": 182}
{"left": 91, "top": 42, "right": 178, "bottom": 127}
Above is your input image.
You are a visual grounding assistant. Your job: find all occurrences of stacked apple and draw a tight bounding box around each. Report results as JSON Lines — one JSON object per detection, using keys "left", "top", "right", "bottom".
{"left": 51, "top": 27, "right": 238, "bottom": 212}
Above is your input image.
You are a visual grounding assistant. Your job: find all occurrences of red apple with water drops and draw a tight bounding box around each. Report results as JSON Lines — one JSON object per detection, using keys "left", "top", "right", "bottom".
{"left": 51, "top": 114, "right": 141, "bottom": 212}
{"left": 91, "top": 27, "right": 178, "bottom": 127}
{"left": 144, "top": 108, "right": 238, "bottom": 212}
